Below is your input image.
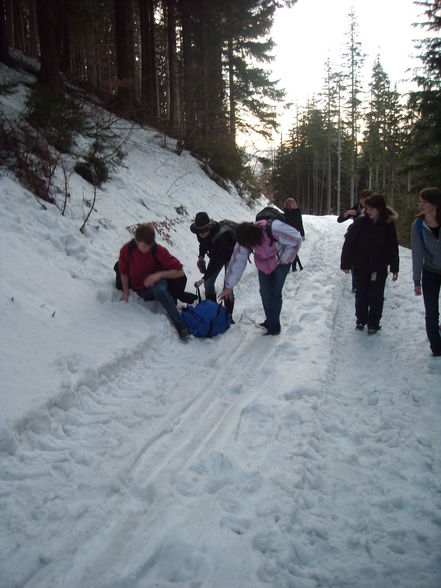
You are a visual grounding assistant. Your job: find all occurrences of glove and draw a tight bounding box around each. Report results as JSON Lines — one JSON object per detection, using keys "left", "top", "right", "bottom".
{"left": 197, "top": 258, "right": 206, "bottom": 273}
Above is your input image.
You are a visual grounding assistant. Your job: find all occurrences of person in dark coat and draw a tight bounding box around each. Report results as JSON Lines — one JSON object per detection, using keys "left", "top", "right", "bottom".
{"left": 190, "top": 212, "right": 236, "bottom": 315}
{"left": 337, "top": 189, "right": 371, "bottom": 223}
{"left": 283, "top": 197, "right": 305, "bottom": 271}
{"left": 340, "top": 193, "right": 399, "bottom": 334}
{"left": 337, "top": 189, "right": 372, "bottom": 291}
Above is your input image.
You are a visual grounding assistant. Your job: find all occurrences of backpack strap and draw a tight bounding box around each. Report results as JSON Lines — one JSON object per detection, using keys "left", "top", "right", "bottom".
{"left": 416, "top": 217, "right": 423, "bottom": 239}
{"left": 212, "top": 221, "right": 237, "bottom": 244}
{"left": 265, "top": 219, "right": 276, "bottom": 245}
{"left": 416, "top": 217, "right": 427, "bottom": 254}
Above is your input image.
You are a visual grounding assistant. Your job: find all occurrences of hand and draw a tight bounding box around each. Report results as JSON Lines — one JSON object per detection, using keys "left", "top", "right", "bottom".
{"left": 218, "top": 288, "right": 233, "bottom": 301}
{"left": 302, "top": 236, "right": 306, "bottom": 241}
{"left": 342, "top": 269, "right": 350, "bottom": 274}
{"left": 346, "top": 209, "right": 357, "bottom": 217}
{"left": 414, "top": 285, "right": 422, "bottom": 296}
{"left": 143, "top": 273, "right": 161, "bottom": 288}
{"left": 194, "top": 278, "right": 204, "bottom": 288}
{"left": 392, "top": 272, "right": 398, "bottom": 282}
{"left": 120, "top": 291, "right": 129, "bottom": 302}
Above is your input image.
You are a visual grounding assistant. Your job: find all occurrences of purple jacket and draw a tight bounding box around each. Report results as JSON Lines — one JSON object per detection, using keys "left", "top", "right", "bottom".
{"left": 225, "top": 220, "right": 302, "bottom": 289}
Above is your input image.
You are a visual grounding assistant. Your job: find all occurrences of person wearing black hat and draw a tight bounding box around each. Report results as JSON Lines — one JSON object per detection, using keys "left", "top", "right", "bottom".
{"left": 190, "top": 212, "right": 236, "bottom": 315}
{"left": 340, "top": 193, "right": 399, "bottom": 334}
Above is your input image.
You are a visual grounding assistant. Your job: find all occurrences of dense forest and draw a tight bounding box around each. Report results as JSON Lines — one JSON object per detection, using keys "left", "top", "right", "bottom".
{"left": 269, "top": 1, "right": 441, "bottom": 244}
{"left": 0, "top": 0, "right": 294, "bottom": 181}
{"left": 0, "top": 0, "right": 440, "bottom": 245}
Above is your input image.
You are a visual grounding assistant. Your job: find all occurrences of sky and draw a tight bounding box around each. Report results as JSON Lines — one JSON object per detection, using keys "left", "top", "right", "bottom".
{"left": 270, "top": 0, "right": 428, "bottom": 141}
{"left": 1, "top": 62, "right": 441, "bottom": 587}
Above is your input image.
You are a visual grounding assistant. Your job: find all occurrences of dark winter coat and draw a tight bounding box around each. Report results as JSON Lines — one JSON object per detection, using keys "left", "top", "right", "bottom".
{"left": 337, "top": 202, "right": 363, "bottom": 223}
{"left": 283, "top": 208, "right": 305, "bottom": 237}
{"left": 340, "top": 214, "right": 399, "bottom": 275}
{"left": 198, "top": 222, "right": 236, "bottom": 280}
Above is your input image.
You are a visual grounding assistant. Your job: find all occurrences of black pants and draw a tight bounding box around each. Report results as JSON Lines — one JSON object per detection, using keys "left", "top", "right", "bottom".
{"left": 422, "top": 268, "right": 441, "bottom": 354}
{"left": 292, "top": 255, "right": 303, "bottom": 271}
{"left": 353, "top": 268, "right": 387, "bottom": 329}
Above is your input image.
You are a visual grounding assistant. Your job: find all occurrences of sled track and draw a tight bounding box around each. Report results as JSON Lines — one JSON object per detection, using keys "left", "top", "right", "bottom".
{"left": 0, "top": 304, "right": 287, "bottom": 587}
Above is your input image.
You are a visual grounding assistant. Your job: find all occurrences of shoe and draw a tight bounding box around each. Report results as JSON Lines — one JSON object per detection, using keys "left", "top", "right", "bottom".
{"left": 259, "top": 320, "right": 268, "bottom": 328}
{"left": 368, "top": 326, "right": 381, "bottom": 335}
{"left": 178, "top": 326, "right": 190, "bottom": 341}
{"left": 263, "top": 327, "right": 281, "bottom": 336}
{"left": 355, "top": 323, "right": 364, "bottom": 331}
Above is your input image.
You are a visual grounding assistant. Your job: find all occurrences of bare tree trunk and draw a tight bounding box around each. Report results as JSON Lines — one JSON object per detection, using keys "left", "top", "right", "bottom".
{"left": 27, "top": 0, "right": 39, "bottom": 57}
{"left": 0, "top": 0, "right": 10, "bottom": 63}
{"left": 179, "top": 0, "right": 196, "bottom": 146}
{"left": 165, "top": 0, "right": 180, "bottom": 134}
{"left": 336, "top": 84, "right": 342, "bottom": 216}
{"left": 35, "top": 0, "right": 62, "bottom": 90}
{"left": 12, "top": 0, "right": 24, "bottom": 52}
{"left": 228, "top": 37, "right": 235, "bottom": 144}
{"left": 58, "top": 0, "right": 71, "bottom": 74}
{"left": 138, "top": 0, "right": 158, "bottom": 124}
{"left": 115, "top": 0, "right": 136, "bottom": 112}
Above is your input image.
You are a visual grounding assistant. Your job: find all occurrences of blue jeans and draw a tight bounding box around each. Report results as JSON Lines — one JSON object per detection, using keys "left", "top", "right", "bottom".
{"left": 204, "top": 262, "right": 228, "bottom": 298}
{"left": 422, "top": 269, "right": 441, "bottom": 354}
{"left": 136, "top": 279, "right": 185, "bottom": 331}
{"left": 205, "top": 263, "right": 234, "bottom": 311}
{"left": 258, "top": 263, "right": 291, "bottom": 331}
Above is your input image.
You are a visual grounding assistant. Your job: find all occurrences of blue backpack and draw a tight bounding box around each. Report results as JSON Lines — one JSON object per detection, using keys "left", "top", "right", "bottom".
{"left": 182, "top": 296, "right": 232, "bottom": 338}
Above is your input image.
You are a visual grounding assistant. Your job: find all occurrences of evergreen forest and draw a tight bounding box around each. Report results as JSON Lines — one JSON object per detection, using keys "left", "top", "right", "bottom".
{"left": 0, "top": 0, "right": 440, "bottom": 246}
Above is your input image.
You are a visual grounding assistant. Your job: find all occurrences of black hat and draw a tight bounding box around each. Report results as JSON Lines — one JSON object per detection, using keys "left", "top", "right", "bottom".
{"left": 190, "top": 212, "right": 216, "bottom": 234}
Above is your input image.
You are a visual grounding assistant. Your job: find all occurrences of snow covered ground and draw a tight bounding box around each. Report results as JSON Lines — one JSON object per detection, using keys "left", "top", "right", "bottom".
{"left": 1, "top": 63, "right": 440, "bottom": 588}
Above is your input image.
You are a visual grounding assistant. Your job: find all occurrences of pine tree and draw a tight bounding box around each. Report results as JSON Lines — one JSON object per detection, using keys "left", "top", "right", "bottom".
{"left": 341, "top": 8, "right": 365, "bottom": 205}
{"left": 406, "top": 0, "right": 441, "bottom": 187}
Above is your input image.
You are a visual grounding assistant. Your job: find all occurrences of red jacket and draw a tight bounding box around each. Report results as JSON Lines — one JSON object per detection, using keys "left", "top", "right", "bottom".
{"left": 118, "top": 242, "right": 183, "bottom": 291}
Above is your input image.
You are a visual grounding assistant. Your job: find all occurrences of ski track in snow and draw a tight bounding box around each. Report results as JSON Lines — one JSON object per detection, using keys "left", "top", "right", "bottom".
{"left": 1, "top": 219, "right": 441, "bottom": 588}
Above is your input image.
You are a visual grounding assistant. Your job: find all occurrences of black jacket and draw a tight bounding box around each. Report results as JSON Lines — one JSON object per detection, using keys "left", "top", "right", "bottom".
{"left": 337, "top": 203, "right": 363, "bottom": 223}
{"left": 283, "top": 208, "right": 305, "bottom": 237}
{"left": 340, "top": 214, "right": 399, "bottom": 274}
{"left": 198, "top": 222, "right": 236, "bottom": 280}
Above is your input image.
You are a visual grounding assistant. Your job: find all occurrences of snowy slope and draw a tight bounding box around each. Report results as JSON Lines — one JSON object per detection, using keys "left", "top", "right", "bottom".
{"left": 1, "top": 64, "right": 441, "bottom": 588}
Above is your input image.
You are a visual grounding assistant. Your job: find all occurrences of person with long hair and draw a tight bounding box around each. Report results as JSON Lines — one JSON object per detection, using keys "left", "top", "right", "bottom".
{"left": 340, "top": 193, "right": 399, "bottom": 334}
{"left": 219, "top": 219, "right": 302, "bottom": 336}
{"left": 283, "top": 197, "right": 305, "bottom": 271}
{"left": 411, "top": 187, "right": 441, "bottom": 357}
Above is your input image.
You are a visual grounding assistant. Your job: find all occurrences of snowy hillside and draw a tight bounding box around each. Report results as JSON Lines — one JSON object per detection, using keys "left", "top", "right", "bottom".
{"left": 1, "top": 64, "right": 441, "bottom": 588}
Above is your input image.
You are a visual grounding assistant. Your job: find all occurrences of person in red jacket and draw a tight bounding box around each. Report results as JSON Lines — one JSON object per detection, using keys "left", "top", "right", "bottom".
{"left": 118, "top": 223, "right": 190, "bottom": 340}
{"left": 340, "top": 193, "right": 399, "bottom": 334}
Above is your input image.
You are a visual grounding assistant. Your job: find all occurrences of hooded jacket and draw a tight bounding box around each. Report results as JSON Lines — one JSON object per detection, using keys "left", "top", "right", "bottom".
{"left": 411, "top": 218, "right": 441, "bottom": 285}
